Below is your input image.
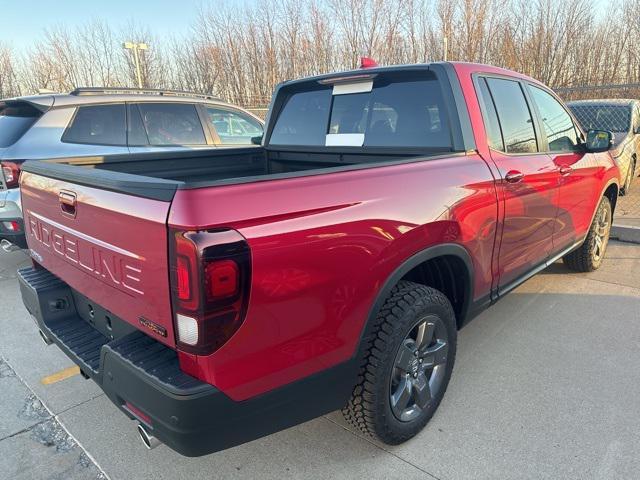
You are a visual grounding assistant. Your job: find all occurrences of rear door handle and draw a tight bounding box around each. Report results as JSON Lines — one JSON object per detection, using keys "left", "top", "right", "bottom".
{"left": 505, "top": 170, "right": 524, "bottom": 183}
{"left": 559, "top": 165, "right": 573, "bottom": 176}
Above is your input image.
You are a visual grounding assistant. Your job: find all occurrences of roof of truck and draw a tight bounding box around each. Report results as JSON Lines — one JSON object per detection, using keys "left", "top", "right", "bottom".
{"left": 279, "top": 61, "right": 543, "bottom": 89}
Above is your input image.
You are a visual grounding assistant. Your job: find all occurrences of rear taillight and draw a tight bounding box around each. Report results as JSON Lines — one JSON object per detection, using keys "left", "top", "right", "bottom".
{"left": 1, "top": 161, "right": 22, "bottom": 188}
{"left": 2, "top": 221, "right": 21, "bottom": 232}
{"left": 170, "top": 229, "right": 251, "bottom": 355}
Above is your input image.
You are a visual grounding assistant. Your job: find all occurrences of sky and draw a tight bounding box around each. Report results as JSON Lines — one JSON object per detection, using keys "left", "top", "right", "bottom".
{"left": 0, "top": 0, "right": 241, "bottom": 50}
{"left": 0, "top": 0, "right": 614, "bottom": 52}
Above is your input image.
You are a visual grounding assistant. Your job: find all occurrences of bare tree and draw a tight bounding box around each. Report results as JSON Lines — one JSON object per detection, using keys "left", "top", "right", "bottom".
{"left": 0, "top": 43, "right": 20, "bottom": 97}
{"left": 5, "top": 0, "right": 638, "bottom": 105}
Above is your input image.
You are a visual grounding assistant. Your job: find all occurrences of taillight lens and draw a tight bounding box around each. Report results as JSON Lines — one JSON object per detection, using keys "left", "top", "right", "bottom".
{"left": 2, "top": 221, "right": 21, "bottom": 232}
{"left": 205, "top": 260, "right": 239, "bottom": 300}
{"left": 1, "top": 161, "right": 22, "bottom": 188}
{"left": 170, "top": 229, "right": 251, "bottom": 355}
{"left": 176, "top": 256, "right": 191, "bottom": 300}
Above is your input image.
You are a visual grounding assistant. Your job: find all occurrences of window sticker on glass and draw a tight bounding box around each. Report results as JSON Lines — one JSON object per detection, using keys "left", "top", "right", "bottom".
{"left": 326, "top": 133, "right": 365, "bottom": 146}
{"left": 332, "top": 80, "right": 373, "bottom": 95}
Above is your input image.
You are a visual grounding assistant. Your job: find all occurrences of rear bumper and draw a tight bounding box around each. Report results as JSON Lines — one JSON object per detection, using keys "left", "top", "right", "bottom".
{"left": 18, "top": 266, "right": 356, "bottom": 456}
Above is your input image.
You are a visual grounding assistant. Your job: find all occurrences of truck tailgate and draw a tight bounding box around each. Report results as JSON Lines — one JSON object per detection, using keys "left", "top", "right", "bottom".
{"left": 20, "top": 170, "right": 177, "bottom": 347}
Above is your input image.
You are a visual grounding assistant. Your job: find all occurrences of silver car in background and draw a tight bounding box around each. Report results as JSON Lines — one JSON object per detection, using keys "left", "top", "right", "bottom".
{"left": 567, "top": 99, "right": 640, "bottom": 195}
{"left": 0, "top": 88, "right": 264, "bottom": 250}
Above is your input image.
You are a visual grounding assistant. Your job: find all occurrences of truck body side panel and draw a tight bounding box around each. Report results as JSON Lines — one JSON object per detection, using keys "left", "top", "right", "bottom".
{"left": 169, "top": 154, "right": 498, "bottom": 400}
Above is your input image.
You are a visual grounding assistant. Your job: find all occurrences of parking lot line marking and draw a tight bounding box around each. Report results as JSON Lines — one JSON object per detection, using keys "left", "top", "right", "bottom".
{"left": 41, "top": 366, "right": 80, "bottom": 385}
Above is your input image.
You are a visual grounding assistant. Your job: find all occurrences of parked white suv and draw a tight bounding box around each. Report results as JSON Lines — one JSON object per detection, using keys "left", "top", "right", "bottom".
{"left": 0, "top": 88, "right": 264, "bottom": 249}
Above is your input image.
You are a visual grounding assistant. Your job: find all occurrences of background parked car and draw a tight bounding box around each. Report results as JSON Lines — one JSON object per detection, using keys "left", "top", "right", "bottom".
{"left": 0, "top": 88, "right": 264, "bottom": 250}
{"left": 567, "top": 99, "right": 640, "bottom": 195}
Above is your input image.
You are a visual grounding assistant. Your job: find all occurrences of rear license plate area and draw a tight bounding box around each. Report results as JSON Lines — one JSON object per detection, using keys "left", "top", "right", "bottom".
{"left": 72, "top": 290, "right": 136, "bottom": 341}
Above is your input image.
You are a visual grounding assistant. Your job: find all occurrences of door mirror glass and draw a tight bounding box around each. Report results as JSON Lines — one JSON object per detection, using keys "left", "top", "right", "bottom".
{"left": 585, "top": 130, "right": 613, "bottom": 153}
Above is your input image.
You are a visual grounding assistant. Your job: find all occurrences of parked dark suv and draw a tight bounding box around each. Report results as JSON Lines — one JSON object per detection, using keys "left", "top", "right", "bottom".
{"left": 568, "top": 99, "right": 640, "bottom": 194}
{"left": 0, "top": 88, "right": 264, "bottom": 250}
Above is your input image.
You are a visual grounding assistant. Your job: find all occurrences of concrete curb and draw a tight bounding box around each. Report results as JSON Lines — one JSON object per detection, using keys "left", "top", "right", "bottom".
{"left": 611, "top": 224, "right": 640, "bottom": 244}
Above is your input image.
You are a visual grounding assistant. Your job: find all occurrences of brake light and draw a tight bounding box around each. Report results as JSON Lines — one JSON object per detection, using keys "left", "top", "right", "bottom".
{"left": 176, "top": 256, "right": 191, "bottom": 301}
{"left": 170, "top": 229, "right": 251, "bottom": 355}
{"left": 1, "top": 161, "right": 22, "bottom": 188}
{"left": 360, "top": 56, "right": 378, "bottom": 69}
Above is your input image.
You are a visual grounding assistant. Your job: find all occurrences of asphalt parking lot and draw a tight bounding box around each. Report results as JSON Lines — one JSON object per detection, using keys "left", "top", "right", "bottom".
{"left": 1, "top": 241, "right": 639, "bottom": 480}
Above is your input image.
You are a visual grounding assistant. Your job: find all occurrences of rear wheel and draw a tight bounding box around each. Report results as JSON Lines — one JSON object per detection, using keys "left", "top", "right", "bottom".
{"left": 563, "top": 196, "right": 612, "bottom": 272}
{"left": 342, "top": 281, "right": 457, "bottom": 444}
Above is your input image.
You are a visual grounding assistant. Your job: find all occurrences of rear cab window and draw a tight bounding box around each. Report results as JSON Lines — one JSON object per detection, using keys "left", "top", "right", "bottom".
{"left": 268, "top": 71, "right": 453, "bottom": 151}
{"left": 0, "top": 102, "right": 43, "bottom": 148}
{"left": 62, "top": 104, "right": 126, "bottom": 146}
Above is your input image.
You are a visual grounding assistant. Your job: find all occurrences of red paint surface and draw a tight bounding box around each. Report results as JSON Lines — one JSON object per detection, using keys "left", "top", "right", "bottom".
{"left": 20, "top": 174, "right": 176, "bottom": 347}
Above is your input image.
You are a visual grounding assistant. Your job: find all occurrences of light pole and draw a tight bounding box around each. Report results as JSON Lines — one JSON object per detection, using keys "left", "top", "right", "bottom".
{"left": 123, "top": 42, "right": 148, "bottom": 89}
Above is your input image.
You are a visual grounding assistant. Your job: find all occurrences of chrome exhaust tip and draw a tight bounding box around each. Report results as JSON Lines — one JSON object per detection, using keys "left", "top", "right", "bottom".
{"left": 0, "top": 239, "right": 19, "bottom": 253}
{"left": 39, "top": 329, "right": 53, "bottom": 346}
{"left": 137, "top": 424, "right": 161, "bottom": 450}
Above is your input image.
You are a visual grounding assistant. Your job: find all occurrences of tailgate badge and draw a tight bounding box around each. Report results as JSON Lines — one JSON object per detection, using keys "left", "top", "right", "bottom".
{"left": 29, "top": 249, "right": 43, "bottom": 263}
{"left": 139, "top": 317, "right": 167, "bottom": 338}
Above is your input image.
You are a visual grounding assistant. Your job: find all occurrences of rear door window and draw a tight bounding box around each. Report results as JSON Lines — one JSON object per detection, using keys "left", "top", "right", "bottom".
{"left": 62, "top": 104, "right": 126, "bottom": 146}
{"left": 476, "top": 78, "right": 504, "bottom": 151}
{"left": 270, "top": 73, "right": 452, "bottom": 150}
{"left": 205, "top": 107, "right": 263, "bottom": 145}
{"left": 0, "top": 103, "right": 42, "bottom": 147}
{"left": 485, "top": 78, "right": 538, "bottom": 154}
{"left": 137, "top": 103, "right": 206, "bottom": 146}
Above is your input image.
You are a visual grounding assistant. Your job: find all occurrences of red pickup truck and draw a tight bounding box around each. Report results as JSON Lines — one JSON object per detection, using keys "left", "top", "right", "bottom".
{"left": 18, "top": 62, "right": 618, "bottom": 456}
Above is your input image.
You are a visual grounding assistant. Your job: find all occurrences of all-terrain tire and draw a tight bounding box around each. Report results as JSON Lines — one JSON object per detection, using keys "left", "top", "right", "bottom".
{"left": 341, "top": 281, "right": 457, "bottom": 445}
{"left": 563, "top": 196, "right": 612, "bottom": 272}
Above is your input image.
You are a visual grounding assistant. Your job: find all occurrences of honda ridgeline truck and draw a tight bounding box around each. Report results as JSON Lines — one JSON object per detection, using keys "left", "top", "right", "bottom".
{"left": 18, "top": 62, "right": 618, "bottom": 456}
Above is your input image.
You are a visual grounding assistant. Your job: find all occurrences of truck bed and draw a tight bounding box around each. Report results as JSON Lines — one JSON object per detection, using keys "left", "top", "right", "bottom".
{"left": 21, "top": 146, "right": 441, "bottom": 200}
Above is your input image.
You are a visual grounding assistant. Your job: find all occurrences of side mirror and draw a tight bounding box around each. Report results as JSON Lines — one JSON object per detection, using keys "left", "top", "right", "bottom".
{"left": 585, "top": 130, "right": 613, "bottom": 153}
{"left": 634, "top": 126, "right": 640, "bottom": 135}
{"left": 251, "top": 135, "right": 263, "bottom": 145}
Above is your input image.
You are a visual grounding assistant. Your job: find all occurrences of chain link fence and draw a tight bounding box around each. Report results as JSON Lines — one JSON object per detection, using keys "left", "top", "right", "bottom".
{"left": 555, "top": 83, "right": 640, "bottom": 102}
{"left": 565, "top": 98, "right": 638, "bottom": 192}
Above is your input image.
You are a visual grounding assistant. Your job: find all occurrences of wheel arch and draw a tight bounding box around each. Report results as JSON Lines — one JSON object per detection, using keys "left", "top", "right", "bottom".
{"left": 355, "top": 243, "right": 474, "bottom": 362}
